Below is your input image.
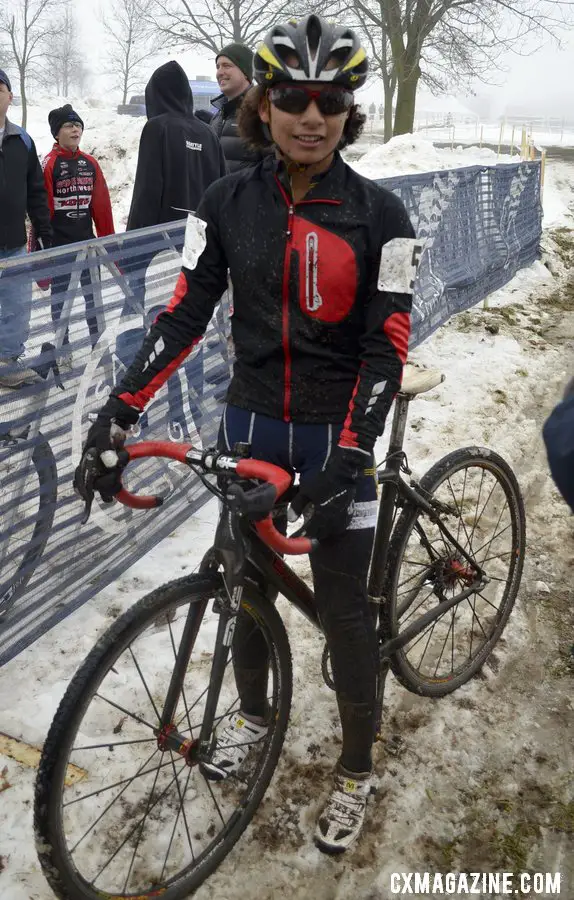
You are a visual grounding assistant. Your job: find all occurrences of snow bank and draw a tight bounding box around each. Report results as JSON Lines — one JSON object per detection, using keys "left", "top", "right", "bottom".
{"left": 347, "top": 132, "right": 519, "bottom": 180}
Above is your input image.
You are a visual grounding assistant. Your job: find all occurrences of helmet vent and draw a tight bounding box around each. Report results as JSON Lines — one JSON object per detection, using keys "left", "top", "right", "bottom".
{"left": 306, "top": 14, "right": 322, "bottom": 57}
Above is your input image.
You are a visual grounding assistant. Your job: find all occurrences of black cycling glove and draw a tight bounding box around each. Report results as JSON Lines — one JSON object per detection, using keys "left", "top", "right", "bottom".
{"left": 289, "top": 446, "right": 369, "bottom": 542}
{"left": 73, "top": 396, "right": 139, "bottom": 516}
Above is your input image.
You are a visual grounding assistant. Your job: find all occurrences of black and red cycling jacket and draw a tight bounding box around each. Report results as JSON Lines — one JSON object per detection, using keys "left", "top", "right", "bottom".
{"left": 111, "top": 152, "right": 418, "bottom": 454}
{"left": 41, "top": 143, "right": 114, "bottom": 245}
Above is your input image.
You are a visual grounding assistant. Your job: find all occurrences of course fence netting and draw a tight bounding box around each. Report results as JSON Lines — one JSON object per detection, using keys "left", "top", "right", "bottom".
{"left": 0, "top": 160, "right": 542, "bottom": 665}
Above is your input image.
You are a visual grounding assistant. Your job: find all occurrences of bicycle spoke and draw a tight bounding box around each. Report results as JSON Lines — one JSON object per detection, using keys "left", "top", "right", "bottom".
{"left": 201, "top": 772, "right": 227, "bottom": 828}
{"left": 432, "top": 608, "right": 456, "bottom": 677}
{"left": 470, "top": 477, "right": 503, "bottom": 541}
{"left": 472, "top": 521, "right": 512, "bottom": 558}
{"left": 466, "top": 596, "right": 489, "bottom": 642}
{"left": 399, "top": 584, "right": 436, "bottom": 625}
{"left": 481, "top": 549, "right": 514, "bottom": 563}
{"left": 397, "top": 565, "right": 433, "bottom": 593}
{"left": 68, "top": 746, "right": 161, "bottom": 852}
{"left": 128, "top": 646, "right": 161, "bottom": 724}
{"left": 66, "top": 755, "right": 172, "bottom": 809}
{"left": 476, "top": 590, "right": 502, "bottom": 613}
{"left": 94, "top": 693, "right": 157, "bottom": 733}
{"left": 92, "top": 764, "right": 185, "bottom": 885}
{"left": 72, "top": 738, "right": 157, "bottom": 752}
{"left": 122, "top": 750, "right": 164, "bottom": 892}
{"left": 445, "top": 469, "right": 466, "bottom": 549}
{"left": 160, "top": 760, "right": 194, "bottom": 882}
{"left": 468, "top": 467, "right": 487, "bottom": 550}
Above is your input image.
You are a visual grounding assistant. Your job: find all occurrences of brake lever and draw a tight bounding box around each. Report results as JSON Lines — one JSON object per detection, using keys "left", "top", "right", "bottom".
{"left": 227, "top": 482, "right": 278, "bottom": 521}
{"left": 74, "top": 447, "right": 99, "bottom": 525}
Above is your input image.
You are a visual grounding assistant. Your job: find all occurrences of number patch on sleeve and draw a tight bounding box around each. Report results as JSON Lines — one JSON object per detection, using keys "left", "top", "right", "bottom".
{"left": 182, "top": 214, "right": 207, "bottom": 271}
{"left": 378, "top": 238, "right": 424, "bottom": 294}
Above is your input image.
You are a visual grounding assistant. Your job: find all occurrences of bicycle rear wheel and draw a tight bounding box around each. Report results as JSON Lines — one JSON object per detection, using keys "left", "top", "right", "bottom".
{"left": 0, "top": 433, "right": 57, "bottom": 620}
{"left": 383, "top": 447, "right": 525, "bottom": 697}
{"left": 35, "top": 573, "right": 292, "bottom": 900}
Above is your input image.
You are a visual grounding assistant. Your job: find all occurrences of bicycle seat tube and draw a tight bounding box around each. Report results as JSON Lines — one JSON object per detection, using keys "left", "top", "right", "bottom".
{"left": 368, "top": 394, "right": 411, "bottom": 605}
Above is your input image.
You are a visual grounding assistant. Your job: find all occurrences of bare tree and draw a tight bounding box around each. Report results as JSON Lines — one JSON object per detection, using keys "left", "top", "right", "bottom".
{"left": 102, "top": 0, "right": 156, "bottom": 105}
{"left": 0, "top": 0, "right": 60, "bottom": 128}
{"left": 145, "top": 0, "right": 311, "bottom": 55}
{"left": 349, "top": 0, "right": 574, "bottom": 137}
{"left": 44, "top": 3, "right": 89, "bottom": 96}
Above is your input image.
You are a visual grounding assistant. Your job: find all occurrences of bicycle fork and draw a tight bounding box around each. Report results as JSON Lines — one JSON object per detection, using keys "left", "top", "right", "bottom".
{"left": 156, "top": 497, "right": 248, "bottom": 764}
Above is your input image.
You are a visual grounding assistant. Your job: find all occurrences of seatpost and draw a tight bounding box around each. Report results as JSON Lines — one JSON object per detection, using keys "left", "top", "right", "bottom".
{"left": 387, "top": 393, "right": 410, "bottom": 459}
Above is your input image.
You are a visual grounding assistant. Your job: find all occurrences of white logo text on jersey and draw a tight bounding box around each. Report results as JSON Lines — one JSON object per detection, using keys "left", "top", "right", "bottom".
{"left": 186, "top": 140, "right": 202, "bottom": 151}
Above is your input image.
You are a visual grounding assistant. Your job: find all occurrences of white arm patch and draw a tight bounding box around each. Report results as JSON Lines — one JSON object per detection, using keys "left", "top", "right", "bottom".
{"left": 182, "top": 214, "right": 207, "bottom": 271}
{"left": 378, "top": 238, "right": 424, "bottom": 294}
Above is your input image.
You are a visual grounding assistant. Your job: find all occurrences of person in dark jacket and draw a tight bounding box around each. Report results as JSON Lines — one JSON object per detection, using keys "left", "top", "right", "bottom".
{"left": 543, "top": 376, "right": 574, "bottom": 513}
{"left": 127, "top": 60, "right": 227, "bottom": 230}
{"left": 210, "top": 43, "right": 266, "bottom": 171}
{"left": 0, "top": 68, "right": 52, "bottom": 388}
{"left": 195, "top": 109, "right": 214, "bottom": 124}
{"left": 75, "top": 16, "right": 418, "bottom": 857}
{"left": 42, "top": 104, "right": 115, "bottom": 360}
{"left": 123, "top": 61, "right": 226, "bottom": 437}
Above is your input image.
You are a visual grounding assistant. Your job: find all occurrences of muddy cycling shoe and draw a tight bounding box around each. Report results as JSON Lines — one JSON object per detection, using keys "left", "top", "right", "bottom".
{"left": 314, "top": 765, "right": 373, "bottom": 854}
{"left": 200, "top": 712, "right": 268, "bottom": 781}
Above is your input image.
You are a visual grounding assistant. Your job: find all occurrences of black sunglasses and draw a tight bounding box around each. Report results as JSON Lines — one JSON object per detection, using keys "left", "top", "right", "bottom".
{"left": 268, "top": 85, "right": 354, "bottom": 116}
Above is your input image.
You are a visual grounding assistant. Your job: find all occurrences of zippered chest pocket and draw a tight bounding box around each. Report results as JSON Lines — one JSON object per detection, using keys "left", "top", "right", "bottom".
{"left": 291, "top": 215, "right": 358, "bottom": 323}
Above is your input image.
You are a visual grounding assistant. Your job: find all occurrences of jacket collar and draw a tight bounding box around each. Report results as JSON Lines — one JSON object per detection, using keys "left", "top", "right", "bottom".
{"left": 4, "top": 117, "right": 24, "bottom": 137}
{"left": 50, "top": 142, "right": 82, "bottom": 159}
{"left": 262, "top": 150, "right": 346, "bottom": 202}
{"left": 212, "top": 87, "right": 250, "bottom": 116}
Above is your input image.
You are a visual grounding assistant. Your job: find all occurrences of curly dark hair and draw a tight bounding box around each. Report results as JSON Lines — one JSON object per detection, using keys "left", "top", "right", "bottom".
{"left": 237, "top": 85, "right": 366, "bottom": 152}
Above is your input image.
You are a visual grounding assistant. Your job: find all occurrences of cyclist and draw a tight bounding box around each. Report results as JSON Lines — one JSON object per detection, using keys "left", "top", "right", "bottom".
{"left": 74, "top": 14, "right": 418, "bottom": 854}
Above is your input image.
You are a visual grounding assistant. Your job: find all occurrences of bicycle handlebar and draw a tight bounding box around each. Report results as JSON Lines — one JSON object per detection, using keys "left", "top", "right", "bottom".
{"left": 115, "top": 441, "right": 314, "bottom": 555}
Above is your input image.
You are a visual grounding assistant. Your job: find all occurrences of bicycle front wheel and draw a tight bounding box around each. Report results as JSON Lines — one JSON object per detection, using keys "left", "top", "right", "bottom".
{"left": 383, "top": 447, "right": 526, "bottom": 697}
{"left": 35, "top": 574, "right": 293, "bottom": 900}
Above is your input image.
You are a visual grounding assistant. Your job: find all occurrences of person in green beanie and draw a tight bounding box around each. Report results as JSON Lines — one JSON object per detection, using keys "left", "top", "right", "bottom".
{"left": 211, "top": 42, "right": 266, "bottom": 171}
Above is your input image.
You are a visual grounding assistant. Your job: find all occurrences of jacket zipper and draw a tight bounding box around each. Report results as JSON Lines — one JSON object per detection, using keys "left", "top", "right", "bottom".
{"left": 282, "top": 203, "right": 295, "bottom": 421}
{"left": 275, "top": 174, "right": 341, "bottom": 422}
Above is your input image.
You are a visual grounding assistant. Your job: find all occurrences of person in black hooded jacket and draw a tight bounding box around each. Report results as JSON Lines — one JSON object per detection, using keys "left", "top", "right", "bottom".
{"left": 127, "top": 60, "right": 227, "bottom": 230}
{"left": 121, "top": 61, "right": 226, "bottom": 439}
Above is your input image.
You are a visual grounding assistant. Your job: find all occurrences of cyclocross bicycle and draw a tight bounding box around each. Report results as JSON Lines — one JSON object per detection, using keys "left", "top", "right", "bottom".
{"left": 34, "top": 365, "right": 526, "bottom": 900}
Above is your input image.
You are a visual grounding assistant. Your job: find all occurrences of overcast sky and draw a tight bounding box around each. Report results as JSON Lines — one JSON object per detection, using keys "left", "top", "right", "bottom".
{"left": 59, "top": 1, "right": 574, "bottom": 121}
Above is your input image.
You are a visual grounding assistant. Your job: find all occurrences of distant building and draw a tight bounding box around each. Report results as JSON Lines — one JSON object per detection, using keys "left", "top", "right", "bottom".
{"left": 190, "top": 75, "right": 219, "bottom": 115}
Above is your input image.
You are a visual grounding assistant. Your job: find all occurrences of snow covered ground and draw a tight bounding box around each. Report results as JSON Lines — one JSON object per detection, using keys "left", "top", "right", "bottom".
{"left": 1, "top": 109, "right": 574, "bottom": 899}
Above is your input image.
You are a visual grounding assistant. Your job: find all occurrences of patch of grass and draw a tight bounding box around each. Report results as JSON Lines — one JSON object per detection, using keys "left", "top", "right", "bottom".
{"left": 515, "top": 368, "right": 529, "bottom": 377}
{"left": 497, "top": 305, "right": 519, "bottom": 325}
{"left": 496, "top": 821, "right": 540, "bottom": 870}
{"left": 551, "top": 226, "right": 574, "bottom": 264}
{"left": 455, "top": 311, "right": 474, "bottom": 332}
{"left": 493, "top": 389, "right": 508, "bottom": 405}
{"left": 544, "top": 284, "right": 574, "bottom": 312}
{"left": 549, "top": 800, "right": 574, "bottom": 834}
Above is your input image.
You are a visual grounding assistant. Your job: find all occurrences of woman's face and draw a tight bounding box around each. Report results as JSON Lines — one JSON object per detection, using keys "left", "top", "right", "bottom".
{"left": 259, "top": 81, "right": 350, "bottom": 167}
